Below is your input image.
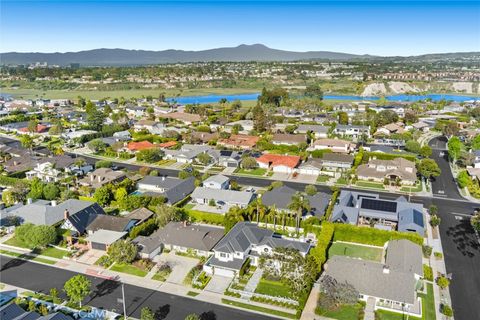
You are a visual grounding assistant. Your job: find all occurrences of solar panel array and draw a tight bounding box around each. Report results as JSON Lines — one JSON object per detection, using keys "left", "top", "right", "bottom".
{"left": 360, "top": 198, "right": 397, "bottom": 213}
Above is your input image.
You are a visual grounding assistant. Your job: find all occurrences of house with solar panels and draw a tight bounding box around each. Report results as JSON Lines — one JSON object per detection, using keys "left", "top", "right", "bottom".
{"left": 331, "top": 191, "right": 425, "bottom": 236}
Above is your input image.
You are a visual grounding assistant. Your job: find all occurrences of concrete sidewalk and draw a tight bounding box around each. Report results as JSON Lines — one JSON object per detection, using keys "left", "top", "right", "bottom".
{"left": 425, "top": 212, "right": 454, "bottom": 320}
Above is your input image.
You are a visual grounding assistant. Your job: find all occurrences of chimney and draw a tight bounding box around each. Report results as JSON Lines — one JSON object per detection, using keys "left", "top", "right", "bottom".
{"left": 383, "top": 265, "right": 390, "bottom": 274}
{"left": 183, "top": 220, "right": 187, "bottom": 227}
{"left": 27, "top": 198, "right": 33, "bottom": 205}
{"left": 13, "top": 160, "right": 17, "bottom": 166}
{"left": 90, "top": 174, "right": 94, "bottom": 182}
{"left": 64, "top": 209, "right": 69, "bottom": 220}
{"left": 162, "top": 176, "right": 165, "bottom": 181}
{"left": 98, "top": 175, "right": 102, "bottom": 183}
{"left": 51, "top": 200, "right": 57, "bottom": 207}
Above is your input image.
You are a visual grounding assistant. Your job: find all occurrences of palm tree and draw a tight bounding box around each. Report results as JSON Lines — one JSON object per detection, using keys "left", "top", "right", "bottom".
{"left": 288, "top": 192, "right": 310, "bottom": 234}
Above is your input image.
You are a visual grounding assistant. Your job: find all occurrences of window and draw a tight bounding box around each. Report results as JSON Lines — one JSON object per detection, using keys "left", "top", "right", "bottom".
{"left": 219, "top": 253, "right": 227, "bottom": 258}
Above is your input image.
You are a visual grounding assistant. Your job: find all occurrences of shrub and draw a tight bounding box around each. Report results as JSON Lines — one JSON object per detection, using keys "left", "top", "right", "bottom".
{"left": 441, "top": 304, "right": 453, "bottom": 317}
{"left": 95, "top": 160, "right": 112, "bottom": 169}
{"left": 423, "top": 264, "right": 433, "bottom": 281}
{"left": 333, "top": 223, "right": 423, "bottom": 246}
{"left": 437, "top": 276, "right": 450, "bottom": 289}
{"left": 434, "top": 251, "right": 443, "bottom": 259}
{"left": 239, "top": 258, "right": 251, "bottom": 277}
{"left": 309, "top": 221, "right": 334, "bottom": 268}
{"left": 423, "top": 245, "right": 433, "bottom": 258}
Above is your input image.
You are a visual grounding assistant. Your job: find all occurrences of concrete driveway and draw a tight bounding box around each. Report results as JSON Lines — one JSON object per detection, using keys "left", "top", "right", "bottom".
{"left": 77, "top": 249, "right": 104, "bottom": 265}
{"left": 204, "top": 274, "right": 233, "bottom": 294}
{"left": 289, "top": 173, "right": 318, "bottom": 184}
{"left": 155, "top": 252, "right": 199, "bottom": 285}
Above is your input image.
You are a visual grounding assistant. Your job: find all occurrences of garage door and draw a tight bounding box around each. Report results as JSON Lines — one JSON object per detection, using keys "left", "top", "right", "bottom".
{"left": 227, "top": 162, "right": 237, "bottom": 168}
{"left": 91, "top": 242, "right": 107, "bottom": 251}
{"left": 214, "top": 267, "right": 235, "bottom": 278}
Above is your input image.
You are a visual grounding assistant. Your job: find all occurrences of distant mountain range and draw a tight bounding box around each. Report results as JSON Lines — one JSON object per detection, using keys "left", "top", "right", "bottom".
{"left": 1, "top": 44, "right": 478, "bottom": 66}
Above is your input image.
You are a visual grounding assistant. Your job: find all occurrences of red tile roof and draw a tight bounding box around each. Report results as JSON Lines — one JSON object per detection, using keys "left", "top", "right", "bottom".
{"left": 218, "top": 134, "right": 259, "bottom": 148}
{"left": 157, "top": 141, "right": 177, "bottom": 149}
{"left": 127, "top": 141, "right": 155, "bottom": 151}
{"left": 256, "top": 154, "right": 301, "bottom": 168}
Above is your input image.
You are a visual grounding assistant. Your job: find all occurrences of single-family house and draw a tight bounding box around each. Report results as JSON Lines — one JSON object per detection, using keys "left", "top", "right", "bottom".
{"left": 322, "top": 239, "right": 423, "bottom": 317}
{"left": 78, "top": 168, "right": 126, "bottom": 189}
{"left": 319, "top": 153, "right": 354, "bottom": 171}
{"left": 309, "top": 138, "right": 355, "bottom": 153}
{"left": 256, "top": 154, "right": 301, "bottom": 174}
{"left": 271, "top": 133, "right": 307, "bottom": 146}
{"left": 203, "top": 222, "right": 310, "bottom": 277}
{"left": 217, "top": 134, "right": 260, "bottom": 149}
{"left": 164, "top": 144, "right": 211, "bottom": 163}
{"left": 331, "top": 191, "right": 425, "bottom": 235}
{"left": 411, "top": 122, "right": 430, "bottom": 132}
{"left": 357, "top": 157, "right": 417, "bottom": 185}
{"left": 136, "top": 176, "right": 195, "bottom": 204}
{"left": 190, "top": 187, "right": 254, "bottom": 210}
{"left": 261, "top": 186, "right": 330, "bottom": 218}
{"left": 203, "top": 174, "right": 230, "bottom": 190}
{"left": 374, "top": 123, "right": 406, "bottom": 137}
{"left": 135, "top": 221, "right": 224, "bottom": 258}
{"left": 218, "top": 150, "right": 243, "bottom": 168}
{"left": 334, "top": 124, "right": 371, "bottom": 140}
{"left": 295, "top": 124, "right": 329, "bottom": 139}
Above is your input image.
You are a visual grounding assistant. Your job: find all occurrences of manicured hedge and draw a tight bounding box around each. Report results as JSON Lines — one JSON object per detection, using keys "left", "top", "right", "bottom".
{"left": 184, "top": 209, "right": 224, "bottom": 225}
{"left": 324, "top": 190, "right": 339, "bottom": 220}
{"left": 367, "top": 152, "right": 416, "bottom": 163}
{"left": 333, "top": 223, "right": 423, "bottom": 246}
{"left": 309, "top": 221, "right": 335, "bottom": 267}
{"left": 0, "top": 175, "right": 30, "bottom": 187}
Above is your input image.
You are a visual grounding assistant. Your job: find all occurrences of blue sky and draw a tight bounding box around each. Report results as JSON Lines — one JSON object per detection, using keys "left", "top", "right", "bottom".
{"left": 1, "top": 1, "right": 479, "bottom": 55}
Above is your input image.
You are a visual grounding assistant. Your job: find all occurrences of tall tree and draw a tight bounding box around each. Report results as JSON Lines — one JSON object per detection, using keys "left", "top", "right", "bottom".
{"left": 418, "top": 158, "right": 441, "bottom": 181}
{"left": 64, "top": 275, "right": 91, "bottom": 307}
{"left": 288, "top": 192, "right": 310, "bottom": 234}
{"left": 447, "top": 137, "right": 463, "bottom": 163}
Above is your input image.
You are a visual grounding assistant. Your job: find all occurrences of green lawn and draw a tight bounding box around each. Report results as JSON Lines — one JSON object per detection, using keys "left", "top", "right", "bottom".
{"left": 317, "top": 175, "right": 331, "bottom": 183}
{"left": 33, "top": 246, "right": 68, "bottom": 259}
{"left": 157, "top": 159, "right": 176, "bottom": 166}
{"left": 375, "top": 310, "right": 421, "bottom": 320}
{"left": 184, "top": 208, "right": 225, "bottom": 225}
{"left": 254, "top": 278, "right": 293, "bottom": 299}
{"left": 315, "top": 302, "right": 365, "bottom": 320}
{"left": 152, "top": 268, "right": 172, "bottom": 282}
{"left": 236, "top": 168, "right": 267, "bottom": 176}
{"left": 356, "top": 181, "right": 385, "bottom": 190}
{"left": 400, "top": 183, "right": 423, "bottom": 193}
{"left": 418, "top": 283, "right": 436, "bottom": 320}
{"left": 0, "top": 249, "right": 56, "bottom": 265}
{"left": 336, "top": 177, "right": 348, "bottom": 185}
{"left": 3, "top": 236, "right": 32, "bottom": 249}
{"left": 221, "top": 299, "right": 297, "bottom": 319}
{"left": 110, "top": 263, "right": 148, "bottom": 277}
{"left": 328, "top": 242, "right": 383, "bottom": 262}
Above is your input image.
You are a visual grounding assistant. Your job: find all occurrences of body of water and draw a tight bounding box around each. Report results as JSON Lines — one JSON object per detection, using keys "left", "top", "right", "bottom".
{"left": 169, "top": 93, "right": 480, "bottom": 104}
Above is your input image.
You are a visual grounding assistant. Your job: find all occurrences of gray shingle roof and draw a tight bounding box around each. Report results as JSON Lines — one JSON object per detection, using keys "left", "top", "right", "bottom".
{"left": 213, "top": 222, "right": 273, "bottom": 254}
{"left": 153, "top": 222, "right": 224, "bottom": 252}
{"left": 386, "top": 239, "right": 423, "bottom": 276}
{"left": 7, "top": 199, "right": 104, "bottom": 227}
{"left": 261, "top": 186, "right": 330, "bottom": 217}
{"left": 86, "top": 230, "right": 127, "bottom": 245}
{"left": 191, "top": 187, "right": 254, "bottom": 206}
{"left": 257, "top": 237, "right": 310, "bottom": 254}
{"left": 203, "top": 174, "right": 229, "bottom": 186}
{"left": 137, "top": 176, "right": 195, "bottom": 204}
{"left": 323, "top": 255, "right": 416, "bottom": 304}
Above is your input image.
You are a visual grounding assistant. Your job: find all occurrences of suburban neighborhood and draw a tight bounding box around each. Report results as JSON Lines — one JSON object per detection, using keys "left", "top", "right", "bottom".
{"left": 1, "top": 1, "right": 480, "bottom": 319}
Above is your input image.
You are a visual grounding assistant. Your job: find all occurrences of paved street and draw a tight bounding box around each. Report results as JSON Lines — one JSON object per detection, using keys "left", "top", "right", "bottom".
{"left": 2, "top": 135, "right": 480, "bottom": 317}
{"left": 0, "top": 256, "right": 275, "bottom": 320}
{"left": 428, "top": 136, "right": 463, "bottom": 200}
